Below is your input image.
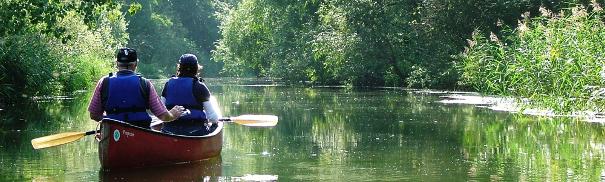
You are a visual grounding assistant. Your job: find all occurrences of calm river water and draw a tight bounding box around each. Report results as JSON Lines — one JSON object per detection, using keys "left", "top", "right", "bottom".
{"left": 0, "top": 79, "right": 604, "bottom": 181}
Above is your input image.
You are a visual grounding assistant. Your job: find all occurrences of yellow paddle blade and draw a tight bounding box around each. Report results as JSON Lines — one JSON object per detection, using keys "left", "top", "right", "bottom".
{"left": 31, "top": 131, "right": 87, "bottom": 149}
{"left": 230, "top": 115, "right": 279, "bottom": 127}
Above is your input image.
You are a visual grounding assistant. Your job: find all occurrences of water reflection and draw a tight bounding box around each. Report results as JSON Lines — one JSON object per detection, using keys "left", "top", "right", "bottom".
{"left": 100, "top": 157, "right": 222, "bottom": 181}
{"left": 0, "top": 79, "right": 604, "bottom": 181}
{"left": 462, "top": 115, "right": 605, "bottom": 181}
{"left": 215, "top": 82, "right": 605, "bottom": 181}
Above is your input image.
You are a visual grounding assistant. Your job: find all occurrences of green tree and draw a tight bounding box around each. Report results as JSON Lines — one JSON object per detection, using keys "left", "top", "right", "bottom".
{"left": 214, "top": 0, "right": 324, "bottom": 82}
{"left": 172, "top": 0, "right": 223, "bottom": 75}
{"left": 0, "top": 1, "right": 127, "bottom": 104}
{"left": 123, "top": 0, "right": 221, "bottom": 78}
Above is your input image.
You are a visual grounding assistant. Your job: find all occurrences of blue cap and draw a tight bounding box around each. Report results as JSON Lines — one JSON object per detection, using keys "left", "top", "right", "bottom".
{"left": 179, "top": 54, "right": 198, "bottom": 65}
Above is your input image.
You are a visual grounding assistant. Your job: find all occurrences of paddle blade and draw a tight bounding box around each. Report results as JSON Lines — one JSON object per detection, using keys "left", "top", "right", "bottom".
{"left": 31, "top": 132, "right": 87, "bottom": 149}
{"left": 230, "top": 115, "right": 278, "bottom": 127}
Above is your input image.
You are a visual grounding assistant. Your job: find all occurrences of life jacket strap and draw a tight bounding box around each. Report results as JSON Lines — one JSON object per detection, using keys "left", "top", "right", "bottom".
{"left": 100, "top": 73, "right": 112, "bottom": 107}
{"left": 105, "top": 107, "right": 147, "bottom": 114}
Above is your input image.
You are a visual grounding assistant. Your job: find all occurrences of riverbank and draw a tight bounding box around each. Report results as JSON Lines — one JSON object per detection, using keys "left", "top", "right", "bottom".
{"left": 437, "top": 93, "right": 605, "bottom": 123}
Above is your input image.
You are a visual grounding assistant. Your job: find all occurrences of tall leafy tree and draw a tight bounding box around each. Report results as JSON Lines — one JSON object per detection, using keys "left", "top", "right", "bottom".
{"left": 0, "top": 0, "right": 127, "bottom": 104}
{"left": 123, "top": 0, "right": 222, "bottom": 77}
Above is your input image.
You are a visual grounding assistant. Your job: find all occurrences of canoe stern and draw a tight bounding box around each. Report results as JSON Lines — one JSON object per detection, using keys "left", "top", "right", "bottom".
{"left": 98, "top": 119, "right": 223, "bottom": 169}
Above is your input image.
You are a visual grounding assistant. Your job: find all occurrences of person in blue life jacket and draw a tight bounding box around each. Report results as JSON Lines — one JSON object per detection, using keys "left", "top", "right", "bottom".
{"left": 160, "top": 53, "right": 222, "bottom": 136}
{"left": 88, "top": 48, "right": 187, "bottom": 128}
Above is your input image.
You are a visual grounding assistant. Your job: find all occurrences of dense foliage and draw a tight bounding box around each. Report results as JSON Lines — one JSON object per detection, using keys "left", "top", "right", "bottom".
{"left": 0, "top": 1, "right": 127, "bottom": 104}
{"left": 212, "top": 0, "right": 601, "bottom": 88}
{"left": 3, "top": 0, "right": 605, "bottom": 113}
{"left": 459, "top": 5, "right": 605, "bottom": 113}
{"left": 210, "top": 0, "right": 605, "bottom": 112}
{"left": 124, "top": 0, "right": 222, "bottom": 78}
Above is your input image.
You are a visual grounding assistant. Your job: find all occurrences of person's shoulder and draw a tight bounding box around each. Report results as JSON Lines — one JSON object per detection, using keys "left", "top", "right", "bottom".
{"left": 192, "top": 78, "right": 209, "bottom": 90}
{"left": 99, "top": 72, "right": 114, "bottom": 79}
{"left": 96, "top": 76, "right": 106, "bottom": 83}
{"left": 196, "top": 79, "right": 209, "bottom": 87}
{"left": 190, "top": 77, "right": 202, "bottom": 83}
{"left": 135, "top": 73, "right": 147, "bottom": 79}
{"left": 134, "top": 74, "right": 155, "bottom": 88}
{"left": 96, "top": 73, "right": 113, "bottom": 85}
{"left": 196, "top": 77, "right": 209, "bottom": 84}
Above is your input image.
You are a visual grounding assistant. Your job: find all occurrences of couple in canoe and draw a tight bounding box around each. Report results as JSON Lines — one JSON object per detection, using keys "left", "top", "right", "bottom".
{"left": 87, "top": 47, "right": 221, "bottom": 136}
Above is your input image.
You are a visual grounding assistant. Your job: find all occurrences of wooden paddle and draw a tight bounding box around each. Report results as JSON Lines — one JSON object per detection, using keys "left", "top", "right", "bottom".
{"left": 220, "top": 114, "right": 279, "bottom": 127}
{"left": 207, "top": 96, "right": 280, "bottom": 127}
{"left": 151, "top": 114, "right": 280, "bottom": 127}
{"left": 31, "top": 130, "right": 97, "bottom": 149}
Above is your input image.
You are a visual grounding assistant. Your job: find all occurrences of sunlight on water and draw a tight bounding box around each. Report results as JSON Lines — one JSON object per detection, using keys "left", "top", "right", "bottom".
{"left": 439, "top": 94, "right": 605, "bottom": 123}
{"left": 231, "top": 174, "right": 278, "bottom": 181}
{"left": 0, "top": 78, "right": 604, "bottom": 181}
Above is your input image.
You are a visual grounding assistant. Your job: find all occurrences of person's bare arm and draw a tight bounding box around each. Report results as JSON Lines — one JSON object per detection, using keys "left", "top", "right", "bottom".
{"left": 157, "top": 105, "right": 186, "bottom": 122}
{"left": 146, "top": 80, "right": 185, "bottom": 122}
{"left": 203, "top": 96, "right": 222, "bottom": 123}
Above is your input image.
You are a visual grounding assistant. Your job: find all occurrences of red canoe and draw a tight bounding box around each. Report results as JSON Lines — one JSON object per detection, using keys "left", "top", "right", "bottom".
{"left": 97, "top": 118, "right": 223, "bottom": 170}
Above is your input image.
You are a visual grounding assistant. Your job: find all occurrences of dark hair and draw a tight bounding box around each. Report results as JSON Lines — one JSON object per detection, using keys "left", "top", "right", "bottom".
{"left": 117, "top": 61, "right": 136, "bottom": 69}
{"left": 176, "top": 64, "right": 199, "bottom": 77}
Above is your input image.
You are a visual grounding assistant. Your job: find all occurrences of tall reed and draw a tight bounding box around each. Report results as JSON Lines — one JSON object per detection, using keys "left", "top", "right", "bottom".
{"left": 459, "top": 6, "right": 605, "bottom": 113}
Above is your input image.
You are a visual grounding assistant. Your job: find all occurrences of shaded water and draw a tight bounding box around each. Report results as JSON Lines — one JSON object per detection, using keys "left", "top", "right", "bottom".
{"left": 1, "top": 79, "right": 604, "bottom": 181}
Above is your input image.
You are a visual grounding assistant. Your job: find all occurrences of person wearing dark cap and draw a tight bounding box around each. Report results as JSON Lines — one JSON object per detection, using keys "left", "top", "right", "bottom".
{"left": 160, "top": 53, "right": 222, "bottom": 135}
{"left": 88, "top": 47, "right": 186, "bottom": 128}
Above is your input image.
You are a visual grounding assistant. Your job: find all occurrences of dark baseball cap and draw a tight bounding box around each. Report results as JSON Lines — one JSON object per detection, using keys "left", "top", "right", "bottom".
{"left": 116, "top": 48, "right": 137, "bottom": 63}
{"left": 179, "top": 54, "right": 198, "bottom": 65}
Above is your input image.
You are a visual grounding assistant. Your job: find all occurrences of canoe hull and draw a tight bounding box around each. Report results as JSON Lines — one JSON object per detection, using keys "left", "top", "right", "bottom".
{"left": 98, "top": 119, "right": 223, "bottom": 170}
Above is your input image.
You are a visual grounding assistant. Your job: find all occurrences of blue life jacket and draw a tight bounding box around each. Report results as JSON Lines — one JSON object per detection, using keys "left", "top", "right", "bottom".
{"left": 102, "top": 71, "right": 151, "bottom": 127}
{"left": 163, "top": 77, "right": 207, "bottom": 121}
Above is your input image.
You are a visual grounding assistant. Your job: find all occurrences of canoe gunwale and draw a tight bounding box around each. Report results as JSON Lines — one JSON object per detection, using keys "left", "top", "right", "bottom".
{"left": 101, "top": 118, "right": 223, "bottom": 138}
